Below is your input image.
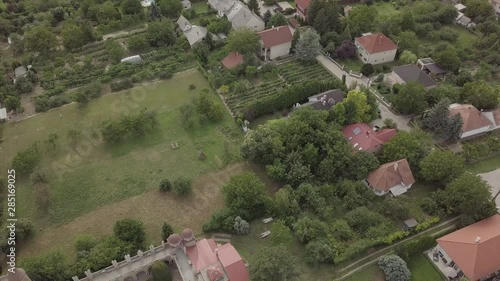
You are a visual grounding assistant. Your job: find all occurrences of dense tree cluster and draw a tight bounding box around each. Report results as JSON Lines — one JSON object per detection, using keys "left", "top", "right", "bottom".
{"left": 242, "top": 109, "right": 379, "bottom": 186}
{"left": 378, "top": 254, "right": 412, "bottom": 281}
{"left": 100, "top": 109, "right": 158, "bottom": 143}
{"left": 422, "top": 98, "right": 463, "bottom": 142}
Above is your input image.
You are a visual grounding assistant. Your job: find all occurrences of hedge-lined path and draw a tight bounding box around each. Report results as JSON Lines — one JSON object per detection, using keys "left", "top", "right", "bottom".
{"left": 334, "top": 216, "right": 460, "bottom": 280}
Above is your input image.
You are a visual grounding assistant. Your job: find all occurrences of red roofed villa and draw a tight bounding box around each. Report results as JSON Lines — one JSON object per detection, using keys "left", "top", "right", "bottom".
{"left": 429, "top": 214, "right": 500, "bottom": 280}
{"left": 449, "top": 103, "right": 496, "bottom": 139}
{"left": 258, "top": 25, "right": 293, "bottom": 61}
{"left": 296, "top": 0, "right": 311, "bottom": 20}
{"left": 342, "top": 123, "right": 397, "bottom": 153}
{"left": 221, "top": 52, "right": 244, "bottom": 69}
{"left": 165, "top": 229, "right": 249, "bottom": 281}
{"left": 365, "top": 158, "right": 415, "bottom": 196}
{"left": 354, "top": 32, "right": 398, "bottom": 65}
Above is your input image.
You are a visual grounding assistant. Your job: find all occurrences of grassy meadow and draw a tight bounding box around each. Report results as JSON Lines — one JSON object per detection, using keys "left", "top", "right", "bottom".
{"left": 0, "top": 69, "right": 244, "bottom": 258}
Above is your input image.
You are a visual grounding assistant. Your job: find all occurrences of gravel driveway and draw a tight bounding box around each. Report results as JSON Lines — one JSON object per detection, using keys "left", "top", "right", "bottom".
{"left": 479, "top": 168, "right": 500, "bottom": 209}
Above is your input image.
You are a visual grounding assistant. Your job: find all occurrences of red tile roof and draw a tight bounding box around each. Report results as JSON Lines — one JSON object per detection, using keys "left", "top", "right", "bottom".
{"left": 355, "top": 33, "right": 398, "bottom": 54}
{"left": 218, "top": 243, "right": 249, "bottom": 281}
{"left": 449, "top": 104, "right": 493, "bottom": 133}
{"left": 366, "top": 158, "right": 415, "bottom": 191}
{"left": 221, "top": 52, "right": 244, "bottom": 69}
{"left": 258, "top": 26, "right": 293, "bottom": 48}
{"left": 296, "top": 0, "right": 311, "bottom": 13}
{"left": 342, "top": 123, "right": 397, "bottom": 152}
{"left": 437, "top": 214, "right": 500, "bottom": 281}
{"left": 186, "top": 239, "right": 218, "bottom": 272}
{"left": 186, "top": 239, "right": 249, "bottom": 281}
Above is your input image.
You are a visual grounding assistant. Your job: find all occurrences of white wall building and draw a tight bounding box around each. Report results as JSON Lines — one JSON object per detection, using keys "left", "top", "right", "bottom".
{"left": 258, "top": 26, "right": 293, "bottom": 61}
{"left": 354, "top": 32, "right": 398, "bottom": 65}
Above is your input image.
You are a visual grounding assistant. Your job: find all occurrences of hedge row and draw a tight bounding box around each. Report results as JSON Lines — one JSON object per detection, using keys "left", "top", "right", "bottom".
{"left": 243, "top": 80, "right": 346, "bottom": 121}
{"left": 462, "top": 133, "right": 500, "bottom": 162}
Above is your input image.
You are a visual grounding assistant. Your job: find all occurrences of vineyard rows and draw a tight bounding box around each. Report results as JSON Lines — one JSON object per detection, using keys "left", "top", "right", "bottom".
{"left": 223, "top": 61, "right": 334, "bottom": 115}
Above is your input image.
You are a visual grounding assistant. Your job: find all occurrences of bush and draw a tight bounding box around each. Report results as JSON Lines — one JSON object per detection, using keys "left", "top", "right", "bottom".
{"left": 12, "top": 143, "right": 40, "bottom": 174}
{"left": 375, "top": 74, "right": 384, "bottom": 82}
{"left": 110, "top": 79, "right": 134, "bottom": 92}
{"left": 152, "top": 261, "right": 172, "bottom": 281}
{"left": 379, "top": 254, "right": 411, "bottom": 281}
{"left": 415, "top": 217, "right": 440, "bottom": 232}
{"left": 233, "top": 216, "right": 250, "bottom": 235}
{"left": 383, "top": 118, "right": 397, "bottom": 129}
{"left": 202, "top": 208, "right": 235, "bottom": 233}
{"left": 113, "top": 218, "right": 146, "bottom": 250}
{"left": 361, "top": 63, "right": 374, "bottom": 76}
{"left": 158, "top": 71, "right": 173, "bottom": 80}
{"left": 172, "top": 177, "right": 192, "bottom": 196}
{"left": 159, "top": 179, "right": 172, "bottom": 192}
{"left": 462, "top": 134, "right": 500, "bottom": 162}
{"left": 75, "top": 234, "right": 97, "bottom": 252}
{"left": 188, "top": 84, "right": 196, "bottom": 90}
{"left": 161, "top": 222, "right": 174, "bottom": 240}
{"left": 304, "top": 240, "right": 334, "bottom": 264}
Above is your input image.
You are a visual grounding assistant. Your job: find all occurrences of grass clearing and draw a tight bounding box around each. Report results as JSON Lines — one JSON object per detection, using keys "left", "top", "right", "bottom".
{"left": 408, "top": 254, "right": 444, "bottom": 281}
{"left": 466, "top": 154, "right": 500, "bottom": 173}
{"left": 193, "top": 2, "right": 209, "bottom": 14}
{"left": 373, "top": 2, "right": 400, "bottom": 17}
{"left": 338, "top": 59, "right": 364, "bottom": 73}
{"left": 0, "top": 69, "right": 243, "bottom": 257}
{"left": 344, "top": 264, "right": 384, "bottom": 281}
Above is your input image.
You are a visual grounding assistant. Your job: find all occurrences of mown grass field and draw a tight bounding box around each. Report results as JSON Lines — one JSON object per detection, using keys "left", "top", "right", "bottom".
{"left": 0, "top": 70, "right": 244, "bottom": 258}
{"left": 467, "top": 154, "right": 500, "bottom": 173}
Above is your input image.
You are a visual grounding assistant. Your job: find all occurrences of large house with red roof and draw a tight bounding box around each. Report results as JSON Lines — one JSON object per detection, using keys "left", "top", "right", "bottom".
{"left": 296, "top": 0, "right": 311, "bottom": 20}
{"left": 365, "top": 158, "right": 415, "bottom": 196}
{"left": 354, "top": 32, "right": 398, "bottom": 65}
{"left": 258, "top": 26, "right": 293, "bottom": 61}
{"left": 342, "top": 123, "right": 397, "bottom": 153}
{"left": 430, "top": 214, "right": 500, "bottom": 280}
{"left": 167, "top": 229, "right": 249, "bottom": 281}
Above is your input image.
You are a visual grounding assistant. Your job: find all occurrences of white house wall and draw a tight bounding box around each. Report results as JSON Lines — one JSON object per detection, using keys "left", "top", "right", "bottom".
{"left": 355, "top": 43, "right": 396, "bottom": 65}
{"left": 269, "top": 41, "right": 292, "bottom": 60}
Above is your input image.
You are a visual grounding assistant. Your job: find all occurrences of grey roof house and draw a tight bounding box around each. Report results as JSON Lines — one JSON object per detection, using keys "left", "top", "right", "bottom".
{"left": 177, "top": 15, "right": 208, "bottom": 47}
{"left": 386, "top": 64, "right": 437, "bottom": 89}
{"left": 208, "top": 0, "right": 265, "bottom": 31}
{"left": 301, "top": 89, "right": 345, "bottom": 110}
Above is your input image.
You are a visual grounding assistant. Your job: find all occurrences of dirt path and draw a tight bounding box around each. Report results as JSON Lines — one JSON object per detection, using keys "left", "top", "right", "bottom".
{"left": 334, "top": 217, "right": 459, "bottom": 280}
{"left": 18, "top": 162, "right": 249, "bottom": 259}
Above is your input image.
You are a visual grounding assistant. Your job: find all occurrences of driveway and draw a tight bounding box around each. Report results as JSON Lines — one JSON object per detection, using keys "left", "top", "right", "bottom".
{"left": 316, "top": 54, "right": 361, "bottom": 89}
{"left": 479, "top": 169, "right": 500, "bottom": 210}
{"left": 371, "top": 101, "right": 412, "bottom": 132}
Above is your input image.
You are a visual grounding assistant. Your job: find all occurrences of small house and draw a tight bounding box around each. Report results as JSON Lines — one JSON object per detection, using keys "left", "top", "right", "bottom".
{"left": 354, "top": 32, "right": 398, "bottom": 65}
{"left": 227, "top": 2, "right": 265, "bottom": 31}
{"left": 177, "top": 15, "right": 208, "bottom": 47}
{"left": 387, "top": 64, "right": 437, "bottom": 89}
{"left": 302, "top": 89, "right": 344, "bottom": 110}
{"left": 258, "top": 26, "right": 293, "bottom": 61}
{"left": 342, "top": 123, "right": 397, "bottom": 153}
{"left": 449, "top": 104, "right": 495, "bottom": 139}
{"left": 365, "top": 158, "right": 415, "bottom": 196}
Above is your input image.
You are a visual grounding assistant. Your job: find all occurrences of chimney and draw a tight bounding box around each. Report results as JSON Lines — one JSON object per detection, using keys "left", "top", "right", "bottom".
{"left": 394, "top": 163, "right": 399, "bottom": 171}
{"left": 475, "top": 237, "right": 481, "bottom": 243}
{"left": 215, "top": 248, "right": 219, "bottom": 257}
{"left": 378, "top": 35, "right": 382, "bottom": 44}
{"left": 277, "top": 26, "right": 280, "bottom": 31}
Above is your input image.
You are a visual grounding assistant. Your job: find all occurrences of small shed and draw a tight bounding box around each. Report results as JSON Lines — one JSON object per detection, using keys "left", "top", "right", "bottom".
{"left": 15, "top": 66, "right": 27, "bottom": 79}
{"left": 0, "top": 107, "right": 7, "bottom": 122}
{"left": 404, "top": 218, "right": 418, "bottom": 230}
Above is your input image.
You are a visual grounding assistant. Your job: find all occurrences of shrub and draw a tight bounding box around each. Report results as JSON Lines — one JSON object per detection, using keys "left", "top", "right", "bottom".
{"left": 161, "top": 222, "right": 174, "bottom": 240}
{"left": 378, "top": 254, "right": 411, "bottom": 281}
{"left": 113, "top": 218, "right": 146, "bottom": 249}
{"left": 202, "top": 208, "right": 235, "bottom": 233}
{"left": 188, "top": 84, "right": 196, "bottom": 90}
{"left": 75, "top": 234, "right": 97, "bottom": 252}
{"left": 233, "top": 216, "right": 250, "bottom": 235}
{"left": 159, "top": 179, "right": 172, "bottom": 192}
{"left": 383, "top": 118, "right": 397, "bottom": 129}
{"left": 361, "top": 63, "right": 374, "bottom": 76}
{"left": 12, "top": 143, "right": 40, "bottom": 174}
{"left": 152, "top": 261, "right": 172, "bottom": 281}
{"left": 304, "top": 240, "right": 334, "bottom": 264}
{"left": 172, "top": 177, "right": 192, "bottom": 196}
{"left": 110, "top": 79, "right": 134, "bottom": 92}
{"left": 415, "top": 217, "right": 440, "bottom": 232}
{"left": 158, "top": 71, "right": 173, "bottom": 80}
{"left": 375, "top": 74, "right": 384, "bottom": 82}
{"left": 382, "top": 230, "right": 410, "bottom": 245}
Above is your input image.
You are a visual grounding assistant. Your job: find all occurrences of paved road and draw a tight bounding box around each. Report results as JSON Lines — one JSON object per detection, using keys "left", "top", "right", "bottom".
{"left": 479, "top": 168, "right": 500, "bottom": 209}
{"left": 316, "top": 54, "right": 360, "bottom": 88}
{"left": 370, "top": 101, "right": 412, "bottom": 132}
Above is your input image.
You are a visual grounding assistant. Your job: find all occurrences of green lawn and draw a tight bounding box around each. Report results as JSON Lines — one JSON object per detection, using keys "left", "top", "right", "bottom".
{"left": 0, "top": 70, "right": 241, "bottom": 225}
{"left": 373, "top": 2, "right": 400, "bottom": 17}
{"left": 192, "top": 2, "right": 209, "bottom": 14}
{"left": 338, "top": 59, "right": 364, "bottom": 73}
{"left": 466, "top": 154, "right": 500, "bottom": 173}
{"left": 408, "top": 254, "right": 444, "bottom": 281}
{"left": 343, "top": 254, "right": 443, "bottom": 281}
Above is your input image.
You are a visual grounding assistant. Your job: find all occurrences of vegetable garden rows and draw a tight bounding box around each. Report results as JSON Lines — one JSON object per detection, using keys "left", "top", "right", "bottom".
{"left": 223, "top": 61, "right": 334, "bottom": 115}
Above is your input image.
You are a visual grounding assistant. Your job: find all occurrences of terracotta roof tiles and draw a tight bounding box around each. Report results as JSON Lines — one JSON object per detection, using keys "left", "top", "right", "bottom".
{"left": 258, "top": 26, "right": 293, "bottom": 48}
{"left": 355, "top": 33, "right": 398, "bottom": 54}
{"left": 449, "top": 104, "right": 493, "bottom": 133}
{"left": 366, "top": 158, "right": 415, "bottom": 191}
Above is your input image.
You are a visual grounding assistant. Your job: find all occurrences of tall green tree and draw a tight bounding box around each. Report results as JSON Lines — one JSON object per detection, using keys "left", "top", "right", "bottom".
{"left": 152, "top": 261, "right": 172, "bottom": 281}
{"left": 378, "top": 254, "right": 411, "bottom": 281}
{"left": 296, "top": 28, "right": 321, "bottom": 61}
{"left": 343, "top": 90, "right": 371, "bottom": 123}
{"left": 222, "top": 172, "right": 270, "bottom": 220}
{"left": 347, "top": 5, "right": 377, "bottom": 36}
{"left": 434, "top": 46, "right": 461, "bottom": 72}
{"left": 147, "top": 20, "right": 177, "bottom": 47}
{"left": 307, "top": 0, "right": 342, "bottom": 35}
{"left": 113, "top": 218, "right": 146, "bottom": 250}
{"left": 460, "top": 81, "right": 500, "bottom": 110}
{"left": 392, "top": 82, "right": 428, "bottom": 114}
{"left": 24, "top": 25, "right": 57, "bottom": 55}
{"left": 267, "top": 13, "right": 288, "bottom": 28}
{"left": 250, "top": 245, "right": 300, "bottom": 281}
{"left": 270, "top": 220, "right": 293, "bottom": 245}
{"left": 420, "top": 150, "right": 465, "bottom": 184}
{"left": 158, "top": 0, "right": 183, "bottom": 18}
{"left": 21, "top": 251, "right": 72, "bottom": 281}
{"left": 225, "top": 28, "right": 260, "bottom": 54}
{"left": 444, "top": 173, "right": 496, "bottom": 222}
{"left": 396, "top": 31, "right": 420, "bottom": 55}
{"left": 399, "top": 50, "right": 417, "bottom": 64}
{"left": 106, "top": 40, "right": 125, "bottom": 64}
{"left": 382, "top": 128, "right": 434, "bottom": 171}
{"left": 122, "top": 0, "right": 143, "bottom": 15}
{"left": 248, "top": 0, "right": 260, "bottom": 15}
